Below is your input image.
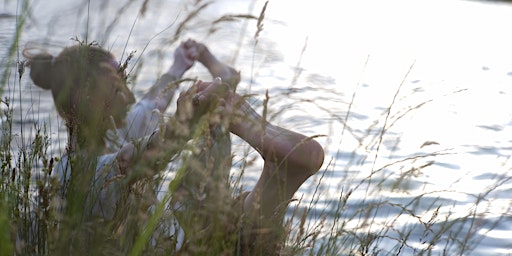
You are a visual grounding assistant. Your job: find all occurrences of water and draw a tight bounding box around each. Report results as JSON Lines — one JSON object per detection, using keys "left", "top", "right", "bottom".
{"left": 2, "top": 0, "right": 512, "bottom": 254}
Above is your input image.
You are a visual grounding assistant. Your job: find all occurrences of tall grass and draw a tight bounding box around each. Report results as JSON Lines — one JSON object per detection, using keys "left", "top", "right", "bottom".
{"left": 1, "top": 0, "right": 511, "bottom": 255}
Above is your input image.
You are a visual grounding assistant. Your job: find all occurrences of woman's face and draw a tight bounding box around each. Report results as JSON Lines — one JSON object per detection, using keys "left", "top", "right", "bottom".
{"left": 48, "top": 46, "right": 135, "bottom": 136}
{"left": 25, "top": 45, "right": 136, "bottom": 147}
{"left": 94, "top": 58, "right": 135, "bottom": 128}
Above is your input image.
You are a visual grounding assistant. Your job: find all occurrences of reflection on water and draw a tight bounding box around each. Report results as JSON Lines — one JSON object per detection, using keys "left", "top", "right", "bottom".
{"left": 2, "top": 0, "right": 512, "bottom": 255}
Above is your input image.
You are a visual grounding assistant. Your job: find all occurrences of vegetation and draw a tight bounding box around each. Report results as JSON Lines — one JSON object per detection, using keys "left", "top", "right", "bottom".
{"left": 1, "top": 0, "right": 510, "bottom": 255}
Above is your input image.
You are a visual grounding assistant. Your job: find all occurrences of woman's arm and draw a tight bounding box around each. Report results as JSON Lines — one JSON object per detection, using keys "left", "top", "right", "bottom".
{"left": 139, "top": 39, "right": 197, "bottom": 112}
{"left": 112, "top": 40, "right": 198, "bottom": 145}
{"left": 226, "top": 94, "right": 324, "bottom": 173}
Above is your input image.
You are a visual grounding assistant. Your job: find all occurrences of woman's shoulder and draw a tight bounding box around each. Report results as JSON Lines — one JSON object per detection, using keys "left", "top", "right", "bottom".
{"left": 105, "top": 100, "right": 162, "bottom": 146}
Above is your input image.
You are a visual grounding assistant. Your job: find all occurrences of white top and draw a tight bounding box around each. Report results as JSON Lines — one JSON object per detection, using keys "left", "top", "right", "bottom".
{"left": 49, "top": 71, "right": 186, "bottom": 250}
{"left": 54, "top": 100, "right": 163, "bottom": 220}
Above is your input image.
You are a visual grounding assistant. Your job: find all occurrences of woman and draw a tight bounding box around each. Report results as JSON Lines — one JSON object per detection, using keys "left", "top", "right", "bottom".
{"left": 24, "top": 40, "right": 198, "bottom": 254}
{"left": 24, "top": 39, "right": 324, "bottom": 255}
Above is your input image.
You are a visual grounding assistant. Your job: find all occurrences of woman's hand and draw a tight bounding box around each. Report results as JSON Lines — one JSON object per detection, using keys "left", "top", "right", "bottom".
{"left": 176, "top": 78, "right": 228, "bottom": 122}
{"left": 168, "top": 39, "right": 199, "bottom": 78}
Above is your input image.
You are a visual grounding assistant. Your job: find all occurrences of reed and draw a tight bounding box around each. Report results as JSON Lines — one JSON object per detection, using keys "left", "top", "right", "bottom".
{"left": 1, "top": 0, "right": 510, "bottom": 255}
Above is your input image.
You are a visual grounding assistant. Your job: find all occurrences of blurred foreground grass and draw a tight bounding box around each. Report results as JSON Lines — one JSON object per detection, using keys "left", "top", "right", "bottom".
{"left": 1, "top": 0, "right": 511, "bottom": 255}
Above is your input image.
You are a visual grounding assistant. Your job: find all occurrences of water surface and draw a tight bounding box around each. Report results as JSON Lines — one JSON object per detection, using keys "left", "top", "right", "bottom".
{"left": 2, "top": 0, "right": 512, "bottom": 255}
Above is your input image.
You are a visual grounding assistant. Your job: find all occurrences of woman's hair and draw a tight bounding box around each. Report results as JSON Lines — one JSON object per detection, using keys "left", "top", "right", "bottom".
{"left": 24, "top": 44, "right": 135, "bottom": 145}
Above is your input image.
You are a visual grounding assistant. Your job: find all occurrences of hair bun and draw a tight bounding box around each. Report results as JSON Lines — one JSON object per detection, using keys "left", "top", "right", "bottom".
{"left": 26, "top": 53, "right": 54, "bottom": 90}
{"left": 23, "top": 45, "right": 55, "bottom": 90}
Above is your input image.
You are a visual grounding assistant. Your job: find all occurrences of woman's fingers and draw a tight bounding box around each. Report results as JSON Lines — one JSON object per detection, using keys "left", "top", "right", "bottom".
{"left": 177, "top": 77, "right": 238, "bottom": 127}
{"left": 191, "top": 77, "right": 229, "bottom": 107}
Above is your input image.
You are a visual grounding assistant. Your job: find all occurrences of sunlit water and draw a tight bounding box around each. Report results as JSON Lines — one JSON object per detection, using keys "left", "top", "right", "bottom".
{"left": 1, "top": 0, "right": 512, "bottom": 255}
